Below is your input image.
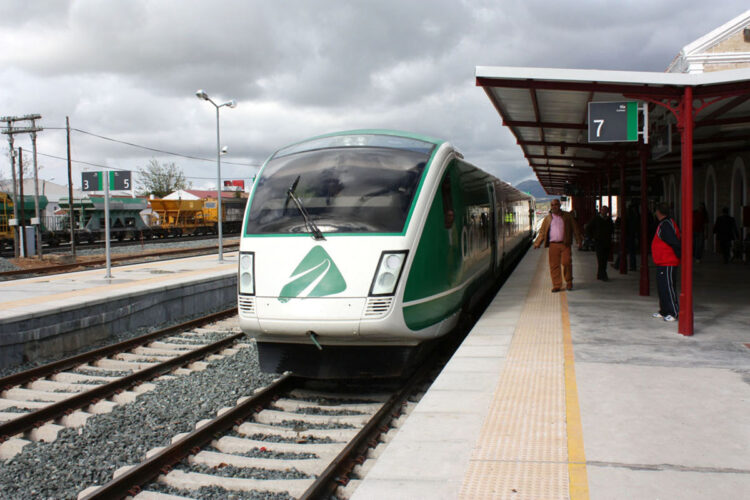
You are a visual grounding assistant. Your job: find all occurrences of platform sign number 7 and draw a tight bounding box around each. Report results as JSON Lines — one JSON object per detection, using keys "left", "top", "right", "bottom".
{"left": 588, "top": 101, "right": 638, "bottom": 143}
{"left": 594, "top": 119, "right": 605, "bottom": 138}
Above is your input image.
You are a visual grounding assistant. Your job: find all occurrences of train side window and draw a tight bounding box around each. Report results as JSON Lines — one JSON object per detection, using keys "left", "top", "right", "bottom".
{"left": 441, "top": 173, "right": 454, "bottom": 229}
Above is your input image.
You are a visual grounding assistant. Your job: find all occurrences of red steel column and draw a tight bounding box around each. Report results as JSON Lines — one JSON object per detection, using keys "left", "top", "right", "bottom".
{"left": 619, "top": 161, "right": 627, "bottom": 274}
{"left": 639, "top": 146, "right": 649, "bottom": 296}
{"left": 607, "top": 170, "right": 613, "bottom": 262}
{"left": 678, "top": 86, "right": 694, "bottom": 336}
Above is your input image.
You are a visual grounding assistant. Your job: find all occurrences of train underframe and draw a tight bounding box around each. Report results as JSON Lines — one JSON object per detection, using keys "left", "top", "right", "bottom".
{"left": 256, "top": 340, "right": 439, "bottom": 379}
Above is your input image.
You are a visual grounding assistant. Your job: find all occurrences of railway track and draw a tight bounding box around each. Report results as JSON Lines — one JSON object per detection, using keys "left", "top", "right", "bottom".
{"left": 0, "top": 241, "right": 239, "bottom": 280}
{"left": 0, "top": 309, "right": 243, "bottom": 459}
{"left": 76, "top": 348, "right": 442, "bottom": 500}
{"left": 0, "top": 233, "right": 241, "bottom": 260}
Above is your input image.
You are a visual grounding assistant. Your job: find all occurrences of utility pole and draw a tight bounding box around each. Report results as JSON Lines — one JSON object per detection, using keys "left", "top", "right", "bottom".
{"left": 31, "top": 117, "right": 43, "bottom": 258}
{"left": 3, "top": 119, "right": 19, "bottom": 258}
{"left": 18, "top": 147, "right": 26, "bottom": 257}
{"left": 66, "top": 116, "right": 76, "bottom": 258}
{"left": 2, "top": 114, "right": 42, "bottom": 258}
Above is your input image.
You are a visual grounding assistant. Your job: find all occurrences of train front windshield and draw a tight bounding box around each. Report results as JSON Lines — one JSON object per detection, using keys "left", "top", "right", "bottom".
{"left": 246, "top": 137, "right": 434, "bottom": 235}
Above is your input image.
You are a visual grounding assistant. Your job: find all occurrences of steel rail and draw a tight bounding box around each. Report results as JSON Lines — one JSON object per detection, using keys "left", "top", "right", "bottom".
{"left": 299, "top": 361, "right": 435, "bottom": 498}
{"left": 80, "top": 362, "right": 436, "bottom": 499}
{"left": 0, "top": 233, "right": 240, "bottom": 259}
{"left": 0, "top": 242, "right": 240, "bottom": 278}
{"left": 0, "top": 331, "right": 244, "bottom": 441}
{"left": 0, "top": 308, "right": 237, "bottom": 391}
{"left": 81, "top": 374, "right": 298, "bottom": 500}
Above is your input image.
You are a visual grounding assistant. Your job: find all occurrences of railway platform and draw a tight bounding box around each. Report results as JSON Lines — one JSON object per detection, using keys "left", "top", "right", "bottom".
{"left": 0, "top": 253, "right": 238, "bottom": 369}
{"left": 352, "top": 248, "right": 750, "bottom": 499}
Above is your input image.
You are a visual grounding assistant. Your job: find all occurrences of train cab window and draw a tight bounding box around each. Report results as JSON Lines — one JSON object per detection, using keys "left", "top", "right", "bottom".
{"left": 441, "top": 173, "right": 454, "bottom": 229}
{"left": 245, "top": 140, "right": 435, "bottom": 235}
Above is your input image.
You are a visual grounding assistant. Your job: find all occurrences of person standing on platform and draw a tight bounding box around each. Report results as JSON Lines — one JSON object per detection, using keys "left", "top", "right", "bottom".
{"left": 693, "top": 202, "right": 708, "bottom": 263}
{"left": 534, "top": 198, "right": 583, "bottom": 292}
{"left": 586, "top": 205, "right": 614, "bottom": 281}
{"left": 613, "top": 202, "right": 639, "bottom": 271}
{"left": 713, "top": 207, "right": 739, "bottom": 264}
{"left": 651, "top": 203, "right": 681, "bottom": 322}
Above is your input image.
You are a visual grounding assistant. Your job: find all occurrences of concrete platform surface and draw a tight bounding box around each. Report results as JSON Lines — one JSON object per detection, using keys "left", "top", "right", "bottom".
{"left": 0, "top": 253, "right": 238, "bottom": 368}
{"left": 352, "top": 249, "right": 750, "bottom": 499}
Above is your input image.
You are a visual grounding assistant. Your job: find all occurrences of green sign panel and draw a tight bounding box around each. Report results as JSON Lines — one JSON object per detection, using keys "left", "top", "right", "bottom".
{"left": 81, "top": 171, "right": 132, "bottom": 191}
{"left": 588, "top": 101, "right": 638, "bottom": 143}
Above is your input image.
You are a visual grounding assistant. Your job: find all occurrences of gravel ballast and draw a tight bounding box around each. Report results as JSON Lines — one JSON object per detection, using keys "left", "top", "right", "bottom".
{"left": 0, "top": 343, "right": 278, "bottom": 499}
{"left": 0, "top": 256, "right": 20, "bottom": 272}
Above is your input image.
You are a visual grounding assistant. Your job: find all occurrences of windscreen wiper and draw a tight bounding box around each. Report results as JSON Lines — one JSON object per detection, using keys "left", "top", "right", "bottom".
{"left": 287, "top": 175, "right": 325, "bottom": 240}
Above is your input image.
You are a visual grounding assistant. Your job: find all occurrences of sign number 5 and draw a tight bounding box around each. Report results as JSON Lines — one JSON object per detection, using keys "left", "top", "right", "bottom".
{"left": 594, "top": 119, "right": 605, "bottom": 137}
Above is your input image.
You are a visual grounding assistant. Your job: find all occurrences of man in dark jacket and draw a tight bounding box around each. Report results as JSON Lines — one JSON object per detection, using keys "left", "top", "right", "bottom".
{"left": 651, "top": 203, "right": 681, "bottom": 322}
{"left": 713, "top": 207, "right": 739, "bottom": 264}
{"left": 586, "top": 205, "right": 614, "bottom": 281}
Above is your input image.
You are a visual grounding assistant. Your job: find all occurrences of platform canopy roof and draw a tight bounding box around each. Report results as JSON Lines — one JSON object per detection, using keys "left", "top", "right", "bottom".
{"left": 476, "top": 66, "right": 750, "bottom": 194}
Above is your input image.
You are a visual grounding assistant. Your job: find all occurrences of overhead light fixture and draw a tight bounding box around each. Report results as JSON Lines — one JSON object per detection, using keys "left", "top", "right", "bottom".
{"left": 195, "top": 89, "right": 237, "bottom": 262}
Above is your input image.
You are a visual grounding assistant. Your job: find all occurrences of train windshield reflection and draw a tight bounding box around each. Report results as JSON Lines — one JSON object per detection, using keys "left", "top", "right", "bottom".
{"left": 246, "top": 146, "right": 432, "bottom": 234}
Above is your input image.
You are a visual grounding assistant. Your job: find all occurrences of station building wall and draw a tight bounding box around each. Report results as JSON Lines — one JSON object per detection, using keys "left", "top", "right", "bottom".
{"left": 655, "top": 151, "right": 749, "bottom": 256}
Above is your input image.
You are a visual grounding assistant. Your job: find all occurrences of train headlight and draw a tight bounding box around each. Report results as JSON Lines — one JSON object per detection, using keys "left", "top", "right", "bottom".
{"left": 369, "top": 250, "right": 407, "bottom": 296}
{"left": 238, "top": 251, "right": 255, "bottom": 295}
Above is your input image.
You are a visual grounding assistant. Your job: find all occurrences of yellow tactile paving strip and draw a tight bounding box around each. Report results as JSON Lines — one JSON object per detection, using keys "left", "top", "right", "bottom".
{"left": 459, "top": 253, "right": 589, "bottom": 499}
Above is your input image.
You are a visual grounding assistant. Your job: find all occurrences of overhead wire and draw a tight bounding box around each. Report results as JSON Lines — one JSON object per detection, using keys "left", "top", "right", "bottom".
{"left": 70, "top": 128, "right": 261, "bottom": 168}
{"left": 34, "top": 151, "right": 234, "bottom": 180}
{"left": 10, "top": 125, "right": 262, "bottom": 169}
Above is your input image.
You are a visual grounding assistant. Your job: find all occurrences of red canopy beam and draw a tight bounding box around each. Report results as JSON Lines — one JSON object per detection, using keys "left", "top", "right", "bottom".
{"left": 503, "top": 119, "right": 586, "bottom": 130}
{"left": 526, "top": 154, "right": 602, "bottom": 163}
{"left": 476, "top": 77, "right": 682, "bottom": 98}
{"left": 698, "top": 94, "right": 750, "bottom": 121}
{"left": 517, "top": 140, "right": 624, "bottom": 151}
{"left": 696, "top": 115, "right": 750, "bottom": 128}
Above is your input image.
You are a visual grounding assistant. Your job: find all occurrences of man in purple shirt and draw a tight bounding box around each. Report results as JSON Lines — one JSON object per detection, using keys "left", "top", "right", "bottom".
{"left": 534, "top": 199, "right": 583, "bottom": 292}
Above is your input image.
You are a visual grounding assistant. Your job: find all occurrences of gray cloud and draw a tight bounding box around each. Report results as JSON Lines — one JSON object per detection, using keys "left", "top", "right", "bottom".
{"left": 1, "top": 0, "right": 748, "bottom": 188}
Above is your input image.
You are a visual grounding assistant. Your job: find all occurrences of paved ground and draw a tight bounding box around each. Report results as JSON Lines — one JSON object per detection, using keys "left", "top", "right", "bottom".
{"left": 568, "top": 250, "right": 750, "bottom": 499}
{"left": 352, "top": 248, "right": 750, "bottom": 499}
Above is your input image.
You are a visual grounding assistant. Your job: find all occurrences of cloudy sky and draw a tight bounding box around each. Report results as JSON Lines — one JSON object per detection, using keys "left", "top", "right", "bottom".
{"left": 1, "top": 0, "right": 748, "bottom": 192}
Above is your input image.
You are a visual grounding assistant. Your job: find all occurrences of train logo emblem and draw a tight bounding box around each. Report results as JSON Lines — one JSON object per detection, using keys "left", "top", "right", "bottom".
{"left": 278, "top": 246, "right": 346, "bottom": 302}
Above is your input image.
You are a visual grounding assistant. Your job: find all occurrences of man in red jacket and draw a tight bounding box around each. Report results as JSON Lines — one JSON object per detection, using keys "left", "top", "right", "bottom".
{"left": 651, "top": 202, "right": 681, "bottom": 322}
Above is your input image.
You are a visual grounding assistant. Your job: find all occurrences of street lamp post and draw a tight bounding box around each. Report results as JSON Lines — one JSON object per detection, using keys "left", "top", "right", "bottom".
{"left": 196, "top": 89, "right": 236, "bottom": 262}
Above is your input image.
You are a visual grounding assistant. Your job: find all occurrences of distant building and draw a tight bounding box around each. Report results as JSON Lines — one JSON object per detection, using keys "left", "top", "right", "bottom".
{"left": 0, "top": 179, "right": 84, "bottom": 229}
{"left": 665, "top": 9, "right": 750, "bottom": 248}
{"left": 667, "top": 9, "right": 750, "bottom": 73}
{"left": 162, "top": 189, "right": 248, "bottom": 200}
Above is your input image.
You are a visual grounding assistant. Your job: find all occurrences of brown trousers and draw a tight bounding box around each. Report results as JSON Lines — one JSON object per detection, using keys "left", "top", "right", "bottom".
{"left": 548, "top": 242, "right": 573, "bottom": 289}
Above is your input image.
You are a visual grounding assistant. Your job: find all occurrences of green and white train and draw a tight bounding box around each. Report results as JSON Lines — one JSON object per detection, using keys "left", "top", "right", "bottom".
{"left": 238, "top": 130, "right": 533, "bottom": 377}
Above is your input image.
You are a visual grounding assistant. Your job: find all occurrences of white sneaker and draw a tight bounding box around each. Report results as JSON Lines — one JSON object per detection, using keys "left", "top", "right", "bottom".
{"left": 652, "top": 312, "right": 663, "bottom": 318}
{"left": 663, "top": 315, "right": 676, "bottom": 322}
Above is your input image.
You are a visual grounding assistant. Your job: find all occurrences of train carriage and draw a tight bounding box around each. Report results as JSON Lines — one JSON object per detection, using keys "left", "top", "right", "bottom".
{"left": 238, "top": 130, "right": 533, "bottom": 378}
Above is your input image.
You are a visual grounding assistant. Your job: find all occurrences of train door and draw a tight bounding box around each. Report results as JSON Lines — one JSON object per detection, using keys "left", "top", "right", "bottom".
{"left": 496, "top": 187, "right": 505, "bottom": 272}
{"left": 487, "top": 183, "right": 498, "bottom": 275}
